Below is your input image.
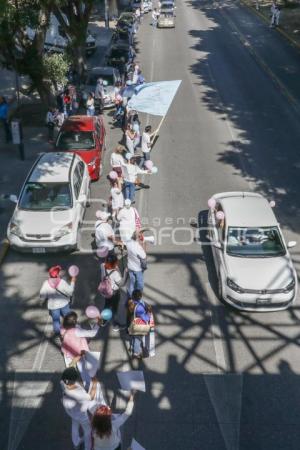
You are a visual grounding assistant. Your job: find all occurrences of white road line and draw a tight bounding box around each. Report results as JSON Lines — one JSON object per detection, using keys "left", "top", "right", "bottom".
{"left": 205, "top": 282, "right": 227, "bottom": 373}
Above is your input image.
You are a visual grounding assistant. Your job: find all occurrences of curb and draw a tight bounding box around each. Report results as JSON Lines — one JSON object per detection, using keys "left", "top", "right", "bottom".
{"left": 0, "top": 238, "right": 10, "bottom": 266}
{"left": 240, "top": 0, "right": 300, "bottom": 52}
{"left": 220, "top": 7, "right": 300, "bottom": 114}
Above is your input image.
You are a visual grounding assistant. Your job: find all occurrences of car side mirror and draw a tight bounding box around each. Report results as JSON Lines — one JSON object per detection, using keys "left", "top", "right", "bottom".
{"left": 9, "top": 195, "right": 18, "bottom": 204}
{"left": 287, "top": 241, "right": 297, "bottom": 249}
{"left": 78, "top": 194, "right": 87, "bottom": 204}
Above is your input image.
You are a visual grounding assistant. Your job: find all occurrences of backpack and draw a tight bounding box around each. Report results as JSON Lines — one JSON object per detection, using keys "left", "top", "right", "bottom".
{"left": 98, "top": 270, "right": 115, "bottom": 298}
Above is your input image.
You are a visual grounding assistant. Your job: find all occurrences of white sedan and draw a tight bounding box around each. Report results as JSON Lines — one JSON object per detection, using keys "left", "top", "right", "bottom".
{"left": 207, "top": 192, "right": 297, "bottom": 311}
{"left": 7, "top": 152, "right": 90, "bottom": 253}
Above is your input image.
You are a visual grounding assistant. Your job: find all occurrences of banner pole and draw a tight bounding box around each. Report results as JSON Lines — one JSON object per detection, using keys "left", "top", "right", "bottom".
{"left": 151, "top": 115, "right": 165, "bottom": 145}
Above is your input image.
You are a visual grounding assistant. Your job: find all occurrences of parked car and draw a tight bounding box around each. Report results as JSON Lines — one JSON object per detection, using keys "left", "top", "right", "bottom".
{"left": 55, "top": 116, "right": 105, "bottom": 181}
{"left": 160, "top": 0, "right": 175, "bottom": 11}
{"left": 143, "top": 0, "right": 153, "bottom": 12}
{"left": 7, "top": 152, "right": 90, "bottom": 253}
{"left": 157, "top": 8, "right": 175, "bottom": 28}
{"left": 81, "top": 67, "right": 121, "bottom": 109}
{"left": 106, "top": 40, "right": 130, "bottom": 68}
{"left": 117, "top": 12, "right": 136, "bottom": 29}
{"left": 27, "top": 14, "right": 96, "bottom": 56}
{"left": 207, "top": 192, "right": 297, "bottom": 311}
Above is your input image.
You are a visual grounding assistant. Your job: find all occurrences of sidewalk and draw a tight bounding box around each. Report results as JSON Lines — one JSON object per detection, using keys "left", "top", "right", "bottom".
{"left": 222, "top": 2, "right": 300, "bottom": 110}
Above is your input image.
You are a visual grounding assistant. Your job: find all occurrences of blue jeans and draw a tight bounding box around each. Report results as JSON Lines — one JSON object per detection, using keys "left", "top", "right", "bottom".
{"left": 123, "top": 181, "right": 136, "bottom": 201}
{"left": 130, "top": 335, "right": 143, "bottom": 356}
{"left": 49, "top": 303, "right": 71, "bottom": 334}
{"left": 128, "top": 270, "right": 144, "bottom": 297}
{"left": 139, "top": 151, "right": 150, "bottom": 168}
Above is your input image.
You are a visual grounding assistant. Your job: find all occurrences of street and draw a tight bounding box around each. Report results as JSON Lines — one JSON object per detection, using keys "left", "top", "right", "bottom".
{"left": 1, "top": 0, "right": 300, "bottom": 449}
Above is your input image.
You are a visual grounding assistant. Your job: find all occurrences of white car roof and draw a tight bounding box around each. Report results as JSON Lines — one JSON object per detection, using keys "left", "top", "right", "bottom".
{"left": 214, "top": 192, "right": 278, "bottom": 227}
{"left": 29, "top": 152, "right": 75, "bottom": 183}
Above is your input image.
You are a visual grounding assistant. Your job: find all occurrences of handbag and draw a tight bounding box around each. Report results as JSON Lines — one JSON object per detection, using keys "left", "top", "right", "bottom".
{"left": 128, "top": 305, "right": 151, "bottom": 336}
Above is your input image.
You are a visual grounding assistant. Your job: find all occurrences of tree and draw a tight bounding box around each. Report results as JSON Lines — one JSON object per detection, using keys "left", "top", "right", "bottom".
{"left": 52, "top": 1, "right": 95, "bottom": 81}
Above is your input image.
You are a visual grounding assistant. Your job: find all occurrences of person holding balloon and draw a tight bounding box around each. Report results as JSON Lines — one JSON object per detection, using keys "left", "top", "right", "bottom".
{"left": 60, "top": 310, "right": 101, "bottom": 388}
{"left": 121, "top": 154, "right": 154, "bottom": 202}
{"left": 39, "top": 265, "right": 79, "bottom": 339}
{"left": 110, "top": 145, "right": 125, "bottom": 178}
{"left": 140, "top": 125, "right": 157, "bottom": 168}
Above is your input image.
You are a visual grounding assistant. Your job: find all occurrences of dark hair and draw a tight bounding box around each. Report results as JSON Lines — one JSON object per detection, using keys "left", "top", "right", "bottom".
{"left": 92, "top": 406, "right": 112, "bottom": 438}
{"left": 132, "top": 289, "right": 143, "bottom": 301}
{"left": 61, "top": 367, "right": 79, "bottom": 385}
{"left": 145, "top": 125, "right": 152, "bottom": 132}
{"left": 63, "top": 311, "right": 78, "bottom": 329}
{"left": 105, "top": 254, "right": 118, "bottom": 270}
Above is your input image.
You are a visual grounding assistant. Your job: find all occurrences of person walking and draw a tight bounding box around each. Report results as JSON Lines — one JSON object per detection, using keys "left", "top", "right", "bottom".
{"left": 125, "top": 123, "right": 137, "bottom": 155}
{"left": 45, "top": 106, "right": 57, "bottom": 143}
{"left": 110, "top": 178, "right": 124, "bottom": 219}
{"left": 60, "top": 311, "right": 101, "bottom": 387}
{"left": 125, "top": 232, "right": 147, "bottom": 296}
{"left": 0, "top": 96, "right": 12, "bottom": 143}
{"left": 117, "top": 199, "right": 141, "bottom": 243}
{"left": 270, "top": 1, "right": 280, "bottom": 27}
{"left": 100, "top": 254, "right": 128, "bottom": 331}
{"left": 90, "top": 392, "right": 135, "bottom": 450}
{"left": 110, "top": 145, "right": 125, "bottom": 177}
{"left": 40, "top": 265, "right": 76, "bottom": 339}
{"left": 86, "top": 93, "right": 95, "bottom": 116}
{"left": 152, "top": 8, "right": 158, "bottom": 27}
{"left": 127, "top": 289, "right": 152, "bottom": 358}
{"left": 95, "top": 211, "right": 116, "bottom": 254}
{"left": 95, "top": 78, "right": 105, "bottom": 114}
{"left": 121, "top": 154, "right": 150, "bottom": 202}
{"left": 139, "top": 125, "right": 156, "bottom": 167}
{"left": 61, "top": 367, "right": 106, "bottom": 450}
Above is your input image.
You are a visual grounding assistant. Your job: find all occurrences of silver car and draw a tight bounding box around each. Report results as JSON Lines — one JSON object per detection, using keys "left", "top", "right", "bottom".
{"left": 207, "top": 192, "right": 297, "bottom": 311}
{"left": 157, "top": 8, "right": 175, "bottom": 28}
{"left": 82, "top": 66, "right": 121, "bottom": 109}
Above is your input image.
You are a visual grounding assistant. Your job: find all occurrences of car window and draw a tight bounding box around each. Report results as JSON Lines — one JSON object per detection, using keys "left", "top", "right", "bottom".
{"left": 56, "top": 131, "right": 95, "bottom": 150}
{"left": 86, "top": 74, "right": 114, "bottom": 86}
{"left": 227, "top": 226, "right": 286, "bottom": 257}
{"left": 19, "top": 182, "right": 72, "bottom": 210}
{"left": 73, "top": 164, "right": 83, "bottom": 199}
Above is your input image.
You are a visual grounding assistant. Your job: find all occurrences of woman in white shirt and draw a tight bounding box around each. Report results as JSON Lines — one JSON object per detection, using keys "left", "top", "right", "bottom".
{"left": 91, "top": 393, "right": 135, "bottom": 450}
{"left": 110, "top": 178, "right": 124, "bottom": 219}
{"left": 125, "top": 123, "right": 136, "bottom": 155}
{"left": 110, "top": 145, "right": 125, "bottom": 177}
{"left": 86, "top": 93, "right": 95, "bottom": 116}
{"left": 61, "top": 367, "right": 106, "bottom": 450}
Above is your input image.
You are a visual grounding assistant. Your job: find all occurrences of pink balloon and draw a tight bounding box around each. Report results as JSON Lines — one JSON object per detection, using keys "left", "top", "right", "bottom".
{"left": 109, "top": 171, "right": 118, "bottom": 180}
{"left": 96, "top": 247, "right": 109, "bottom": 258}
{"left": 85, "top": 305, "right": 101, "bottom": 319}
{"left": 144, "top": 160, "right": 153, "bottom": 170}
{"left": 208, "top": 198, "right": 216, "bottom": 209}
{"left": 68, "top": 265, "right": 79, "bottom": 277}
{"left": 216, "top": 211, "right": 225, "bottom": 221}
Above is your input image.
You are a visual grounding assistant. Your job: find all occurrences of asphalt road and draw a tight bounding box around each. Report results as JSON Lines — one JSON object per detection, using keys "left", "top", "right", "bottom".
{"left": 1, "top": 1, "right": 300, "bottom": 449}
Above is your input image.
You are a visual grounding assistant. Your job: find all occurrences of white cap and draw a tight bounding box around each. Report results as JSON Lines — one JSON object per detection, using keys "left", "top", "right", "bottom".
{"left": 125, "top": 152, "right": 134, "bottom": 160}
{"left": 124, "top": 199, "right": 132, "bottom": 207}
{"left": 95, "top": 210, "right": 110, "bottom": 221}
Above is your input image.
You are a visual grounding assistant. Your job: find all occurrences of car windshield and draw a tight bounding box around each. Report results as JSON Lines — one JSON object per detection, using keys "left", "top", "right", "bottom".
{"left": 86, "top": 73, "right": 114, "bottom": 86}
{"left": 227, "top": 226, "right": 286, "bottom": 257}
{"left": 161, "top": 11, "right": 174, "bottom": 16}
{"left": 19, "top": 182, "right": 72, "bottom": 210}
{"left": 110, "top": 48, "right": 127, "bottom": 59}
{"left": 56, "top": 131, "right": 95, "bottom": 150}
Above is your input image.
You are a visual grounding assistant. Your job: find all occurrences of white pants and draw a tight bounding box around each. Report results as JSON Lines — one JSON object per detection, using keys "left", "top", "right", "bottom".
{"left": 71, "top": 418, "right": 91, "bottom": 450}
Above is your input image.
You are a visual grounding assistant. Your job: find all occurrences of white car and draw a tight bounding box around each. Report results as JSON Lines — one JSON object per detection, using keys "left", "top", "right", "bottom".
{"left": 7, "top": 152, "right": 90, "bottom": 253}
{"left": 207, "top": 192, "right": 297, "bottom": 311}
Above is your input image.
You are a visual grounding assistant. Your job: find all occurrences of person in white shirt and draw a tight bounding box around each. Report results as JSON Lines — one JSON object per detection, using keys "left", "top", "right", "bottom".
{"left": 45, "top": 107, "right": 57, "bottom": 142}
{"left": 95, "top": 211, "right": 116, "bottom": 252}
{"left": 86, "top": 92, "right": 95, "bottom": 116}
{"left": 91, "top": 393, "right": 135, "bottom": 450}
{"left": 40, "top": 265, "right": 76, "bottom": 337}
{"left": 100, "top": 254, "right": 128, "bottom": 331}
{"left": 140, "top": 125, "right": 156, "bottom": 167}
{"left": 110, "top": 178, "right": 124, "bottom": 219}
{"left": 122, "top": 154, "right": 151, "bottom": 202}
{"left": 117, "top": 198, "right": 141, "bottom": 243}
{"left": 126, "top": 233, "right": 147, "bottom": 296}
{"left": 125, "top": 123, "right": 136, "bottom": 155}
{"left": 61, "top": 367, "right": 106, "bottom": 450}
{"left": 110, "top": 145, "right": 125, "bottom": 177}
{"left": 61, "top": 311, "right": 101, "bottom": 388}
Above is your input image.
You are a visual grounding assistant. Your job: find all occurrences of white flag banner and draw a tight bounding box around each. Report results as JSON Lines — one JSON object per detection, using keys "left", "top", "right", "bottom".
{"left": 127, "top": 80, "right": 182, "bottom": 116}
{"left": 131, "top": 438, "right": 146, "bottom": 450}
